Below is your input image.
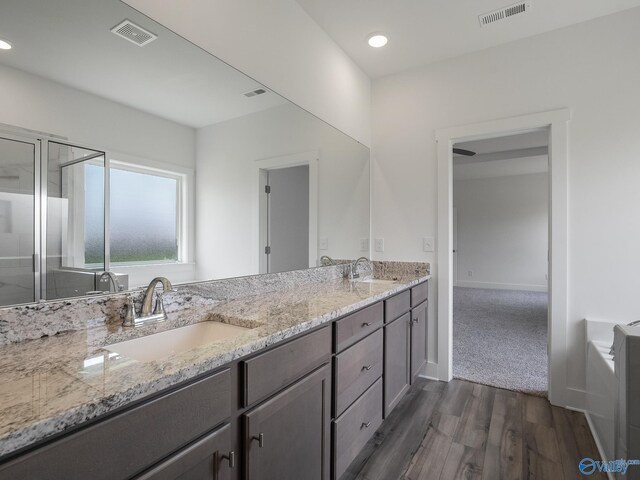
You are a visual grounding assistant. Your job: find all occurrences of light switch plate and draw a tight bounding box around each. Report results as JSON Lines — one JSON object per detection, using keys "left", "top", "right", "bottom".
{"left": 319, "top": 237, "right": 328, "bottom": 250}
{"left": 374, "top": 238, "right": 384, "bottom": 252}
{"left": 360, "top": 238, "right": 369, "bottom": 252}
{"left": 422, "top": 236, "right": 434, "bottom": 252}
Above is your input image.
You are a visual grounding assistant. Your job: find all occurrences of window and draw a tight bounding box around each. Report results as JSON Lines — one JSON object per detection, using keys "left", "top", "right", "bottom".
{"left": 109, "top": 162, "right": 183, "bottom": 265}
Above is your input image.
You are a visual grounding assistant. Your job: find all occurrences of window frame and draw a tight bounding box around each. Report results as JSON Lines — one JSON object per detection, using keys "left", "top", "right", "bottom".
{"left": 107, "top": 154, "right": 192, "bottom": 268}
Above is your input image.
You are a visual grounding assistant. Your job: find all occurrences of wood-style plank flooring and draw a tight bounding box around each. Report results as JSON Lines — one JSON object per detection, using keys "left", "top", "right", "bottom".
{"left": 344, "top": 378, "right": 606, "bottom": 480}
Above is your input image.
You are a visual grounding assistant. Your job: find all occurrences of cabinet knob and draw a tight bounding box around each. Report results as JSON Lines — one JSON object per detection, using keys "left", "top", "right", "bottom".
{"left": 361, "top": 365, "right": 372, "bottom": 371}
{"left": 362, "top": 322, "right": 371, "bottom": 327}
{"left": 222, "top": 451, "right": 235, "bottom": 468}
{"left": 252, "top": 433, "right": 265, "bottom": 448}
{"left": 361, "top": 422, "right": 371, "bottom": 429}
{"left": 411, "top": 317, "right": 419, "bottom": 324}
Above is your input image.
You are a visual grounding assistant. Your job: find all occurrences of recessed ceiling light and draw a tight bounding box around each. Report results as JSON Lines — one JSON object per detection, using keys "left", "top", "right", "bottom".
{"left": 367, "top": 33, "right": 388, "bottom": 48}
{"left": 0, "top": 39, "right": 12, "bottom": 50}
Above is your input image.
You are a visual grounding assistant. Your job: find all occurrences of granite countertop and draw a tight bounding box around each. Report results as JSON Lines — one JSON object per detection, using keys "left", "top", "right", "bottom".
{"left": 0, "top": 273, "right": 430, "bottom": 459}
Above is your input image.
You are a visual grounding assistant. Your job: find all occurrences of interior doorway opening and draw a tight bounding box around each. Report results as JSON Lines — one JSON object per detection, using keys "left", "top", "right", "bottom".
{"left": 261, "top": 164, "right": 310, "bottom": 274}
{"left": 452, "top": 129, "right": 549, "bottom": 396}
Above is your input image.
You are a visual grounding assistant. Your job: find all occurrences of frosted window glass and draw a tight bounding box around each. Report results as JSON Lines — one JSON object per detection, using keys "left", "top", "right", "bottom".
{"left": 110, "top": 167, "right": 178, "bottom": 264}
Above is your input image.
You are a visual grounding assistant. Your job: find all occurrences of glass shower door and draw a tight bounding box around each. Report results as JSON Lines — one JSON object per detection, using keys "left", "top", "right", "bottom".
{"left": 0, "top": 135, "right": 37, "bottom": 306}
{"left": 46, "top": 142, "right": 105, "bottom": 300}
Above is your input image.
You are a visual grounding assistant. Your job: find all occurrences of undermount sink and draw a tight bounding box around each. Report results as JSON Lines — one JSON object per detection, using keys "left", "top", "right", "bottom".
{"left": 104, "top": 322, "right": 252, "bottom": 363}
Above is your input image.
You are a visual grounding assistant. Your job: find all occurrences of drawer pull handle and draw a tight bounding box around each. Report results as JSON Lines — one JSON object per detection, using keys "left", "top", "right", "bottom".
{"left": 362, "top": 364, "right": 373, "bottom": 371}
{"left": 252, "top": 433, "right": 265, "bottom": 448}
{"left": 222, "top": 451, "right": 236, "bottom": 468}
{"left": 362, "top": 322, "right": 371, "bottom": 327}
{"left": 361, "top": 422, "right": 371, "bottom": 429}
{"left": 411, "top": 317, "right": 419, "bottom": 324}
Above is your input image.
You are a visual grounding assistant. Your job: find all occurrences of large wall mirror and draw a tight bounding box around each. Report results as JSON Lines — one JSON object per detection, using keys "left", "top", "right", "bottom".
{"left": 0, "top": 0, "right": 370, "bottom": 307}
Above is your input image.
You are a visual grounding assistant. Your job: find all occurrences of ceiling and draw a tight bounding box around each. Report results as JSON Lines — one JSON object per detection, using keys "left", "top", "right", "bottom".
{"left": 296, "top": 0, "right": 640, "bottom": 78}
{"left": 0, "top": 0, "right": 287, "bottom": 129}
{"left": 453, "top": 130, "right": 549, "bottom": 180}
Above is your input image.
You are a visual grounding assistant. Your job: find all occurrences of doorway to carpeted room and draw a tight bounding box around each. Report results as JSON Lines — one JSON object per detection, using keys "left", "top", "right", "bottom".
{"left": 451, "top": 131, "right": 549, "bottom": 396}
{"left": 453, "top": 287, "right": 548, "bottom": 395}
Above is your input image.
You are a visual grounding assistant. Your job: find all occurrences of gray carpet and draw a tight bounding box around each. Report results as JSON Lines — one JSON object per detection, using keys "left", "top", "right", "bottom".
{"left": 453, "top": 287, "right": 548, "bottom": 396}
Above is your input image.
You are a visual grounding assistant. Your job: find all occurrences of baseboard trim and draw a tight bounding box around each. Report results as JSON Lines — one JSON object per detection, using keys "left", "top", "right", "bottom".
{"left": 424, "top": 361, "right": 439, "bottom": 380}
{"left": 456, "top": 280, "right": 547, "bottom": 292}
{"left": 581, "top": 411, "right": 615, "bottom": 480}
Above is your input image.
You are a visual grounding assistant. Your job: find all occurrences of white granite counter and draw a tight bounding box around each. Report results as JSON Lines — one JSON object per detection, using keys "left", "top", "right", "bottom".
{"left": 0, "top": 265, "right": 429, "bottom": 459}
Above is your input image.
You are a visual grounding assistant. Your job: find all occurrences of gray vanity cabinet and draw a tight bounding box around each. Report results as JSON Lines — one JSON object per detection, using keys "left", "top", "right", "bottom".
{"left": 136, "top": 423, "right": 233, "bottom": 480}
{"left": 0, "top": 369, "right": 231, "bottom": 480}
{"left": 384, "top": 312, "right": 411, "bottom": 416}
{"left": 410, "top": 299, "right": 428, "bottom": 381}
{"left": 243, "top": 364, "right": 331, "bottom": 480}
{"left": 383, "top": 290, "right": 412, "bottom": 417}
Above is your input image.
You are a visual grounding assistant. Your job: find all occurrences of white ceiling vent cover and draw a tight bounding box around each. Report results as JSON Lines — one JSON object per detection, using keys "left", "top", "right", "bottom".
{"left": 243, "top": 88, "right": 267, "bottom": 98}
{"left": 479, "top": 2, "right": 532, "bottom": 27}
{"left": 111, "top": 20, "right": 157, "bottom": 46}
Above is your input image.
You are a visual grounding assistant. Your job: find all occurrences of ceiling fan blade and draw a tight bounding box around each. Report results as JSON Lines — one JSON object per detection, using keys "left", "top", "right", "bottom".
{"left": 453, "top": 148, "right": 476, "bottom": 156}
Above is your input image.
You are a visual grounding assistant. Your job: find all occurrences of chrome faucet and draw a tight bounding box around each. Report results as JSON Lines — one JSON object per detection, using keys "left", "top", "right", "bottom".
{"left": 320, "top": 255, "right": 336, "bottom": 266}
{"left": 349, "top": 257, "right": 369, "bottom": 280}
{"left": 123, "top": 277, "right": 174, "bottom": 327}
{"left": 97, "top": 271, "right": 122, "bottom": 293}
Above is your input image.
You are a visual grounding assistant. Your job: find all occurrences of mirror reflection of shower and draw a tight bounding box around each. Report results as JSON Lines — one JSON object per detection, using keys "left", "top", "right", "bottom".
{"left": 46, "top": 142, "right": 106, "bottom": 300}
{"left": 0, "top": 134, "right": 115, "bottom": 307}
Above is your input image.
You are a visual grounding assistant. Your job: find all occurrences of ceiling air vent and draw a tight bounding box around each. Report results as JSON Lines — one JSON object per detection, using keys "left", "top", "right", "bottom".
{"left": 111, "top": 20, "right": 157, "bottom": 46}
{"left": 479, "top": 2, "right": 532, "bottom": 27}
{"left": 243, "top": 88, "right": 268, "bottom": 98}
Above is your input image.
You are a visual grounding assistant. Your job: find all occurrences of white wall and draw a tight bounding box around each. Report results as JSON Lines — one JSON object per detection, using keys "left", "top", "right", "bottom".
{"left": 371, "top": 8, "right": 640, "bottom": 400}
{"left": 0, "top": 64, "right": 195, "bottom": 168}
{"left": 0, "top": 63, "right": 198, "bottom": 287}
{"left": 196, "top": 103, "right": 370, "bottom": 281}
{"left": 454, "top": 173, "right": 548, "bottom": 291}
{"left": 123, "top": 0, "right": 372, "bottom": 147}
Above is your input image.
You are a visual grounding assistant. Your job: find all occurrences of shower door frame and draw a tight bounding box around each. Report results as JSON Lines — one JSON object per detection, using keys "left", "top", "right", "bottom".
{"left": 0, "top": 124, "right": 110, "bottom": 304}
{"left": 0, "top": 129, "right": 42, "bottom": 303}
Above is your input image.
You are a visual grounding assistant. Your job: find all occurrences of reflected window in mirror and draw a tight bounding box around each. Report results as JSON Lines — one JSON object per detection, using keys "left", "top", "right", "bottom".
{"left": 110, "top": 162, "right": 183, "bottom": 265}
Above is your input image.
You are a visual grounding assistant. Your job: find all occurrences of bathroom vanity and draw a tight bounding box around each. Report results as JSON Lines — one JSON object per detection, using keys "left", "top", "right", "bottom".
{"left": 0, "top": 264, "right": 430, "bottom": 480}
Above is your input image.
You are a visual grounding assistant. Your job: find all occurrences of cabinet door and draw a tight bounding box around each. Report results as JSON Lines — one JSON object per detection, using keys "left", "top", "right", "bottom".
{"left": 384, "top": 312, "right": 411, "bottom": 417}
{"left": 410, "top": 300, "right": 428, "bottom": 382}
{"left": 137, "top": 423, "right": 234, "bottom": 480}
{"left": 243, "top": 364, "right": 331, "bottom": 480}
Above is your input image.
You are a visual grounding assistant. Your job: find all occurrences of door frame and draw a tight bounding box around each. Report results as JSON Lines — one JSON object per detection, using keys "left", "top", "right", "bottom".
{"left": 255, "top": 150, "right": 319, "bottom": 274}
{"left": 435, "top": 108, "right": 571, "bottom": 407}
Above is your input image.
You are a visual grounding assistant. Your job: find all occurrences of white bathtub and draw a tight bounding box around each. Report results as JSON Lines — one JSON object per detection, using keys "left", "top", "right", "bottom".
{"left": 585, "top": 319, "right": 617, "bottom": 463}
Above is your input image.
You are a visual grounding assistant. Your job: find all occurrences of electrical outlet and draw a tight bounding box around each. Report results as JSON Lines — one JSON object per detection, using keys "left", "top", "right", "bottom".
{"left": 375, "top": 238, "right": 385, "bottom": 252}
{"left": 467, "top": 270, "right": 473, "bottom": 277}
{"left": 360, "top": 238, "right": 369, "bottom": 252}
{"left": 422, "top": 236, "right": 434, "bottom": 252}
{"left": 319, "top": 237, "right": 328, "bottom": 250}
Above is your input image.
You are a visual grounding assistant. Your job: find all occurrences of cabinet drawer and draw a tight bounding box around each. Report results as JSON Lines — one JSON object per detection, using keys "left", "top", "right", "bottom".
{"left": 411, "top": 281, "right": 429, "bottom": 308}
{"left": 335, "top": 302, "right": 383, "bottom": 352}
{"left": 0, "top": 369, "right": 231, "bottom": 480}
{"left": 333, "top": 378, "right": 383, "bottom": 480}
{"left": 242, "top": 326, "right": 331, "bottom": 407}
{"left": 384, "top": 290, "right": 410, "bottom": 322}
{"left": 335, "top": 329, "right": 383, "bottom": 416}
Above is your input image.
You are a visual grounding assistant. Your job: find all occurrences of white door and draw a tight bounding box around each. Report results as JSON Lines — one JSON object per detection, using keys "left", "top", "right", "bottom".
{"left": 452, "top": 206, "right": 458, "bottom": 287}
{"left": 265, "top": 165, "right": 309, "bottom": 273}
